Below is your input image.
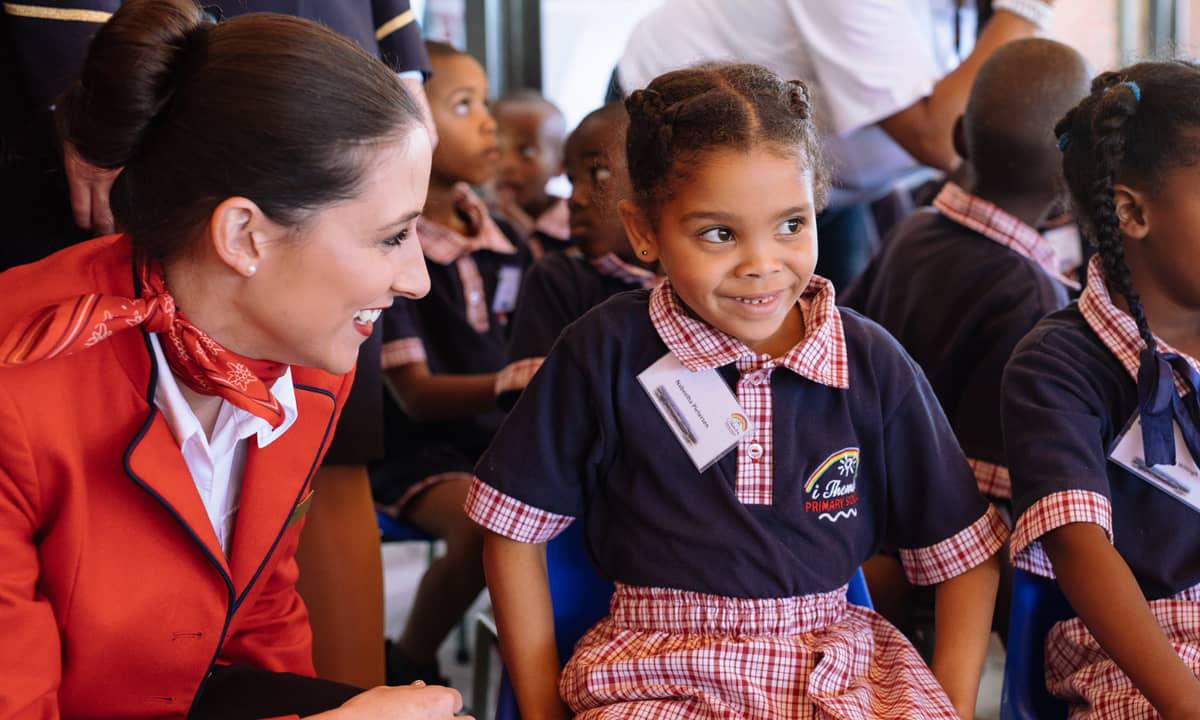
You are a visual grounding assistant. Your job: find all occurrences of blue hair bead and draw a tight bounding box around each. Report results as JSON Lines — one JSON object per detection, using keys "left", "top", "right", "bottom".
{"left": 1056, "top": 133, "right": 1070, "bottom": 152}
{"left": 1120, "top": 80, "right": 1142, "bottom": 102}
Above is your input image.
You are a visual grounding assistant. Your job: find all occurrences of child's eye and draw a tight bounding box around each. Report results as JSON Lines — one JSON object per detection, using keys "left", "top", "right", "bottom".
{"left": 590, "top": 166, "right": 612, "bottom": 184}
{"left": 699, "top": 227, "right": 733, "bottom": 244}
{"left": 453, "top": 99, "right": 470, "bottom": 116}
{"left": 776, "top": 217, "right": 805, "bottom": 235}
{"left": 520, "top": 145, "right": 538, "bottom": 160}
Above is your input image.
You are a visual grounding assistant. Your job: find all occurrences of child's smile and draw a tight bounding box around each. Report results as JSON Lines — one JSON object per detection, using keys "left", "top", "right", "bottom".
{"left": 626, "top": 145, "right": 818, "bottom": 358}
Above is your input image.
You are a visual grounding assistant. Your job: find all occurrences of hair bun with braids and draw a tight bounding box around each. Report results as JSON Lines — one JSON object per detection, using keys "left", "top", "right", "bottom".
{"left": 784, "top": 79, "right": 812, "bottom": 119}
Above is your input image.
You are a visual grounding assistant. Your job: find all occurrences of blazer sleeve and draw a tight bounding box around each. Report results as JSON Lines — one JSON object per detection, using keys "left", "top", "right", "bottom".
{"left": 0, "top": 387, "right": 62, "bottom": 720}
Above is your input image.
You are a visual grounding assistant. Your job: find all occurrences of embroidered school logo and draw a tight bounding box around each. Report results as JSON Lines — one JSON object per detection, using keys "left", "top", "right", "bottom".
{"left": 725, "top": 412, "right": 748, "bottom": 436}
{"left": 804, "top": 447, "right": 860, "bottom": 523}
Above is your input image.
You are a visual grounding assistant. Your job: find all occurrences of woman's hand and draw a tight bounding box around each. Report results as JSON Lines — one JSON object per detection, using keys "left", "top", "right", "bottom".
{"left": 309, "top": 681, "right": 472, "bottom": 719}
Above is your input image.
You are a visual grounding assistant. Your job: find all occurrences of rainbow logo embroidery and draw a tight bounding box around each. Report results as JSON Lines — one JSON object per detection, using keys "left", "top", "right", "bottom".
{"left": 805, "top": 448, "right": 860, "bottom": 493}
{"left": 725, "top": 412, "right": 749, "bottom": 436}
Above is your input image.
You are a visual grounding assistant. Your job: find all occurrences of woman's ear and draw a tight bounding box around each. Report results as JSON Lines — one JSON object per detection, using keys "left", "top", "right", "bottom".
{"left": 1112, "top": 183, "right": 1149, "bottom": 241}
{"left": 618, "top": 199, "right": 660, "bottom": 262}
{"left": 206, "top": 196, "right": 272, "bottom": 277}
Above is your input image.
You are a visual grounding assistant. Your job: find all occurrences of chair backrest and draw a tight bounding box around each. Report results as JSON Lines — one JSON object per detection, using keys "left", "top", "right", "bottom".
{"left": 494, "top": 524, "right": 873, "bottom": 720}
{"left": 999, "top": 568, "right": 1075, "bottom": 720}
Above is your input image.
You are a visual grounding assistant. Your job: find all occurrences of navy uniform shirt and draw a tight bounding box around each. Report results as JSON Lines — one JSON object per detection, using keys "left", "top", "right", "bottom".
{"left": 1006, "top": 256, "right": 1200, "bottom": 601}
{"left": 468, "top": 277, "right": 1006, "bottom": 599}
{"left": 374, "top": 208, "right": 531, "bottom": 503}
{"left": 843, "top": 184, "right": 1071, "bottom": 498}
{"left": 496, "top": 250, "right": 657, "bottom": 411}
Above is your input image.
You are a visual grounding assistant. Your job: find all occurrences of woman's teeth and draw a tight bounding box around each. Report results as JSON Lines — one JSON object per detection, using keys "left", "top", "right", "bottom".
{"left": 353, "top": 308, "right": 383, "bottom": 324}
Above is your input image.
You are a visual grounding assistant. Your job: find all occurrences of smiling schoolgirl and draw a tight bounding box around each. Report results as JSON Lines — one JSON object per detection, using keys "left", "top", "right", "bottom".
{"left": 467, "top": 63, "right": 1006, "bottom": 720}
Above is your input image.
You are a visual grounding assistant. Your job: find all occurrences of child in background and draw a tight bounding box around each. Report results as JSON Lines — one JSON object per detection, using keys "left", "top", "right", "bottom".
{"left": 371, "top": 40, "right": 531, "bottom": 685}
{"left": 491, "top": 90, "right": 570, "bottom": 256}
{"left": 469, "top": 63, "right": 1005, "bottom": 720}
{"left": 841, "top": 39, "right": 1090, "bottom": 632}
{"left": 1004, "top": 61, "right": 1200, "bottom": 718}
{"left": 495, "top": 102, "right": 658, "bottom": 410}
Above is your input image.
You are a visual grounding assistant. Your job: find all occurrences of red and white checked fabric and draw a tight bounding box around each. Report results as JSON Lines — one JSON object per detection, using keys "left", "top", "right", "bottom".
{"left": 1010, "top": 489, "right": 1113, "bottom": 578}
{"left": 1079, "top": 255, "right": 1200, "bottom": 395}
{"left": 418, "top": 184, "right": 518, "bottom": 334}
{"left": 648, "top": 277, "right": 847, "bottom": 505}
{"left": 464, "top": 477, "right": 573, "bottom": 544}
{"left": 379, "top": 471, "right": 474, "bottom": 514}
{"left": 589, "top": 252, "right": 661, "bottom": 289}
{"left": 933, "top": 182, "right": 1080, "bottom": 290}
{"left": 1044, "top": 599, "right": 1200, "bottom": 720}
{"left": 494, "top": 356, "right": 544, "bottom": 395}
{"left": 560, "top": 583, "right": 960, "bottom": 720}
{"left": 899, "top": 504, "right": 1009, "bottom": 585}
{"left": 967, "top": 457, "right": 1011, "bottom": 499}
{"left": 533, "top": 196, "right": 570, "bottom": 241}
{"left": 381, "top": 337, "right": 427, "bottom": 369}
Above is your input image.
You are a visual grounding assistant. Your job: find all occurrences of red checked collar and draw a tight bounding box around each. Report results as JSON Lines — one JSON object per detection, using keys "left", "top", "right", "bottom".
{"left": 1078, "top": 254, "right": 1200, "bottom": 386}
{"left": 648, "top": 276, "right": 849, "bottom": 388}
{"left": 933, "top": 182, "right": 1079, "bottom": 290}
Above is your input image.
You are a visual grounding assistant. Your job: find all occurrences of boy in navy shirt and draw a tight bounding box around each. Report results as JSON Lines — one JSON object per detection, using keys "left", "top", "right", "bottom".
{"left": 490, "top": 90, "right": 570, "bottom": 255}
{"left": 842, "top": 38, "right": 1089, "bottom": 636}
{"left": 496, "top": 102, "right": 658, "bottom": 409}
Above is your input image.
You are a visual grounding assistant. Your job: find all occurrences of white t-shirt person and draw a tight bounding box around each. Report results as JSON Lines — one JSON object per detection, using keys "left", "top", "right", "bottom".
{"left": 616, "top": 0, "right": 1052, "bottom": 192}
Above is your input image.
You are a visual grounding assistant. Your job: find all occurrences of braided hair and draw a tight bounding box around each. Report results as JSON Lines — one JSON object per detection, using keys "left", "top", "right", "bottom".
{"left": 1057, "top": 61, "right": 1200, "bottom": 351}
{"left": 623, "top": 63, "right": 828, "bottom": 223}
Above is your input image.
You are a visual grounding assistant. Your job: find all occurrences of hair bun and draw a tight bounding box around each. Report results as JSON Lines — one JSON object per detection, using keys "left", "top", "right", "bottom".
{"left": 784, "top": 79, "right": 812, "bottom": 119}
{"left": 625, "top": 88, "right": 668, "bottom": 126}
{"left": 58, "top": 0, "right": 212, "bottom": 169}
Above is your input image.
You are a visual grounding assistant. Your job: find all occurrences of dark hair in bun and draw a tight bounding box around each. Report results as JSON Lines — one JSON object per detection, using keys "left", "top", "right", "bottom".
{"left": 57, "top": 0, "right": 423, "bottom": 262}
{"left": 624, "top": 62, "right": 828, "bottom": 222}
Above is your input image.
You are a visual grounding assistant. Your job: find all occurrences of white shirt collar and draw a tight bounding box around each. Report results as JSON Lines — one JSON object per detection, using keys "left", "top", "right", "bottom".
{"left": 148, "top": 333, "right": 298, "bottom": 452}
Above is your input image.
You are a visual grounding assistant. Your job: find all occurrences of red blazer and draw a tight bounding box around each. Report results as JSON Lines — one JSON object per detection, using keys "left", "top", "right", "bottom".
{"left": 0, "top": 236, "right": 353, "bottom": 719}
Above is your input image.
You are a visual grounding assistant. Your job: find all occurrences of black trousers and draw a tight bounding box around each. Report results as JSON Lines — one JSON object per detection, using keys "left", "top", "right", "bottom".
{"left": 191, "top": 664, "right": 363, "bottom": 720}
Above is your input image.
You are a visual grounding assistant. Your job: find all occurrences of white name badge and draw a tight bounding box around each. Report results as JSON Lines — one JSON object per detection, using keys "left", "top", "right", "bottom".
{"left": 1109, "top": 413, "right": 1200, "bottom": 513}
{"left": 492, "top": 265, "right": 523, "bottom": 315}
{"left": 637, "top": 352, "right": 752, "bottom": 472}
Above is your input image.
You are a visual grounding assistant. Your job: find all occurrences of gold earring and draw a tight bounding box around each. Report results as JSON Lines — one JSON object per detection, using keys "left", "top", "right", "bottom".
{"left": 640, "top": 249, "right": 648, "bottom": 256}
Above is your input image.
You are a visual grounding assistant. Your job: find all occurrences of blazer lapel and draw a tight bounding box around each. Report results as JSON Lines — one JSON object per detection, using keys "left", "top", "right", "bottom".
{"left": 228, "top": 384, "right": 336, "bottom": 596}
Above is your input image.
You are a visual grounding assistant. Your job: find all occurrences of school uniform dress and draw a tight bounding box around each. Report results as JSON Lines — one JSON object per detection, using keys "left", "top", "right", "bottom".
{"left": 842, "top": 182, "right": 1072, "bottom": 500}
{"left": 370, "top": 189, "right": 531, "bottom": 511}
{"left": 495, "top": 249, "right": 659, "bottom": 410}
{"left": 466, "top": 276, "right": 1008, "bottom": 719}
{"left": 1005, "top": 255, "right": 1200, "bottom": 719}
{"left": 0, "top": 235, "right": 354, "bottom": 719}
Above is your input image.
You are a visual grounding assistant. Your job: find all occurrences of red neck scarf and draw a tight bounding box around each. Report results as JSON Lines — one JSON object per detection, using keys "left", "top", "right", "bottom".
{"left": 0, "top": 258, "right": 287, "bottom": 427}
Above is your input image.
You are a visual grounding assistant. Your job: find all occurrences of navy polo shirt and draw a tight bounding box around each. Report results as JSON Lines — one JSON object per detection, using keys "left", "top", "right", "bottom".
{"left": 375, "top": 218, "right": 530, "bottom": 500}
{"left": 843, "top": 209, "right": 1069, "bottom": 488}
{"left": 498, "top": 251, "right": 647, "bottom": 411}
{"left": 473, "top": 288, "right": 998, "bottom": 599}
{"left": 1004, "top": 305, "right": 1200, "bottom": 600}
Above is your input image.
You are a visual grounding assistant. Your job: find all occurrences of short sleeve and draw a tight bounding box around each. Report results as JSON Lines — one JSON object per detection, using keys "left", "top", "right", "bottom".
{"left": 372, "top": 0, "right": 431, "bottom": 75}
{"left": 883, "top": 356, "right": 1007, "bottom": 585}
{"left": 786, "top": 0, "right": 941, "bottom": 134}
{"left": 468, "top": 337, "right": 605, "bottom": 543}
{"left": 1002, "top": 330, "right": 1115, "bottom": 575}
{"left": 380, "top": 298, "right": 426, "bottom": 369}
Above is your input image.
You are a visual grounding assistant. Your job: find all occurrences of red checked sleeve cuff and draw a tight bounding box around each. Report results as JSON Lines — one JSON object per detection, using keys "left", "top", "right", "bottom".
{"left": 464, "top": 477, "right": 574, "bottom": 544}
{"left": 1010, "top": 489, "right": 1113, "bottom": 578}
{"left": 494, "top": 357, "right": 544, "bottom": 396}
{"left": 899, "top": 504, "right": 1009, "bottom": 586}
{"left": 381, "top": 337, "right": 427, "bottom": 369}
{"left": 967, "top": 458, "right": 1011, "bottom": 500}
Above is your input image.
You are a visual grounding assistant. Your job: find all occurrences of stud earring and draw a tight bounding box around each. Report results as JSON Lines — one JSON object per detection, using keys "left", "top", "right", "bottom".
{"left": 640, "top": 249, "right": 649, "bottom": 256}
{"left": 247, "top": 264, "right": 257, "bottom": 276}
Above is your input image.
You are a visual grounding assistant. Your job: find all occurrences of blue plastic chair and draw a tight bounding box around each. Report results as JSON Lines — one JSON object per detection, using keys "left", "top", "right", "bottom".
{"left": 999, "top": 569, "right": 1074, "bottom": 720}
{"left": 493, "top": 527, "right": 872, "bottom": 720}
